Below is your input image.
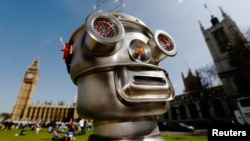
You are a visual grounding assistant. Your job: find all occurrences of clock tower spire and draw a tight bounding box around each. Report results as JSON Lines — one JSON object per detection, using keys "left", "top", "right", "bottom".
{"left": 11, "top": 58, "right": 40, "bottom": 121}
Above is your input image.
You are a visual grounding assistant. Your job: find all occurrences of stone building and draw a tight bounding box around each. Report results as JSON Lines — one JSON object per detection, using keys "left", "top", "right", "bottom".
{"left": 162, "top": 7, "right": 250, "bottom": 127}
{"left": 200, "top": 7, "right": 250, "bottom": 96}
{"left": 11, "top": 58, "right": 78, "bottom": 122}
{"left": 182, "top": 69, "right": 203, "bottom": 92}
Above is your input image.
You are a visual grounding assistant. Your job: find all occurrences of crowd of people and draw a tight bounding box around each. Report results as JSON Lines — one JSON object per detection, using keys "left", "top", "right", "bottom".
{"left": 1, "top": 118, "right": 93, "bottom": 141}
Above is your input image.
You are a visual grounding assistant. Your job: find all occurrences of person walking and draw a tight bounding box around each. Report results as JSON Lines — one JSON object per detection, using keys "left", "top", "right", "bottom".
{"left": 79, "top": 118, "right": 86, "bottom": 135}
{"left": 35, "top": 122, "right": 41, "bottom": 135}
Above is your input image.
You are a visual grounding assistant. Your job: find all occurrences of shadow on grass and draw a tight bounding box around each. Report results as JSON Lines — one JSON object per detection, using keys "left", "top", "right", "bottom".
{"left": 172, "top": 137, "right": 184, "bottom": 140}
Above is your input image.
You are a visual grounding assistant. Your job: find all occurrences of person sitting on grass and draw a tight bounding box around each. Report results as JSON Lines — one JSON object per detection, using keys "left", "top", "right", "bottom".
{"left": 14, "top": 129, "right": 26, "bottom": 136}
{"left": 64, "top": 125, "right": 76, "bottom": 141}
{"left": 51, "top": 129, "right": 59, "bottom": 140}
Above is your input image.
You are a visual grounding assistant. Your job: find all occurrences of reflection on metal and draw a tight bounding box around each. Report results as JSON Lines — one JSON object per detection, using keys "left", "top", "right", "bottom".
{"left": 63, "top": 8, "right": 177, "bottom": 141}
{"left": 93, "top": 0, "right": 125, "bottom": 13}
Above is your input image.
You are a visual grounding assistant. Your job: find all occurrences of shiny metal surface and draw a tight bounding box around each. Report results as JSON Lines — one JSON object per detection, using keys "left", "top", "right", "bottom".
{"left": 76, "top": 69, "right": 171, "bottom": 119}
{"left": 65, "top": 11, "right": 177, "bottom": 140}
{"left": 115, "top": 66, "right": 173, "bottom": 102}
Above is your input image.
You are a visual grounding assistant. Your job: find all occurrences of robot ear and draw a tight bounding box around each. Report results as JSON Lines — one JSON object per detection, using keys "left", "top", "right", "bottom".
{"left": 149, "top": 30, "right": 177, "bottom": 63}
{"left": 62, "top": 42, "right": 73, "bottom": 73}
{"left": 63, "top": 42, "right": 71, "bottom": 60}
{"left": 84, "top": 12, "right": 124, "bottom": 55}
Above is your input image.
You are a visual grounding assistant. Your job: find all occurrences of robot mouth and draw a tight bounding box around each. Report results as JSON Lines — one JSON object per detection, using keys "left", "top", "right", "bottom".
{"left": 114, "top": 66, "right": 175, "bottom": 103}
{"left": 133, "top": 76, "right": 166, "bottom": 86}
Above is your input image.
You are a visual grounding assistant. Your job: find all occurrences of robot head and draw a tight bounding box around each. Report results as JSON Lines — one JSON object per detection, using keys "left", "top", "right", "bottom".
{"left": 63, "top": 11, "right": 177, "bottom": 120}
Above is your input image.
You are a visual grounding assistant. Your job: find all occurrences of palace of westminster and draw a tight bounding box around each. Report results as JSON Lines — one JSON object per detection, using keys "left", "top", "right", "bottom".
{"left": 1, "top": 7, "right": 250, "bottom": 126}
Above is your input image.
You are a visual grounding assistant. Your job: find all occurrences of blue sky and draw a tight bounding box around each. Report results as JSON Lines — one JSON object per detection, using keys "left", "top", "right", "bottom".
{"left": 1, "top": 0, "right": 250, "bottom": 113}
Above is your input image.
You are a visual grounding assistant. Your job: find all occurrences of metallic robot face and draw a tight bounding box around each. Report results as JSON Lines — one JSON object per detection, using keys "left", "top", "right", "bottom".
{"left": 63, "top": 12, "right": 177, "bottom": 119}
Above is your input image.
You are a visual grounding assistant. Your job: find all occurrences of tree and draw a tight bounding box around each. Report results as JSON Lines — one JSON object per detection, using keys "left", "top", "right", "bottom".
{"left": 197, "top": 63, "right": 222, "bottom": 88}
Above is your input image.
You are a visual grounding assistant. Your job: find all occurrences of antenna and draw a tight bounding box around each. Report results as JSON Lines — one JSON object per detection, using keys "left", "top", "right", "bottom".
{"left": 59, "top": 36, "right": 65, "bottom": 51}
{"left": 203, "top": 0, "right": 213, "bottom": 16}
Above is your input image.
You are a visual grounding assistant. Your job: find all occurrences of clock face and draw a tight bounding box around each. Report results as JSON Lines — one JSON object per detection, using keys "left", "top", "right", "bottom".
{"left": 26, "top": 73, "right": 34, "bottom": 79}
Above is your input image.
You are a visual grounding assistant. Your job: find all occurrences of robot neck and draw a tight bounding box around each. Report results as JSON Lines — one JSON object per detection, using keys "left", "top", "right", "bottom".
{"left": 88, "top": 116, "right": 165, "bottom": 141}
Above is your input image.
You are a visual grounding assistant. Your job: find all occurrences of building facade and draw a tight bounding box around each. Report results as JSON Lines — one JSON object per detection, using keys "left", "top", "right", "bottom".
{"left": 163, "top": 70, "right": 234, "bottom": 127}
{"left": 162, "top": 7, "right": 250, "bottom": 127}
{"left": 200, "top": 7, "right": 250, "bottom": 96}
{"left": 11, "top": 58, "right": 78, "bottom": 122}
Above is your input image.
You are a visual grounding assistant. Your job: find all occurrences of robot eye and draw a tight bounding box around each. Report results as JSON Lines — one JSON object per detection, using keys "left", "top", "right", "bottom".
{"left": 93, "top": 17, "right": 118, "bottom": 38}
{"left": 154, "top": 30, "right": 177, "bottom": 56}
{"left": 158, "top": 34, "right": 174, "bottom": 52}
{"left": 148, "top": 30, "right": 177, "bottom": 63}
{"left": 129, "top": 40, "right": 151, "bottom": 63}
{"left": 84, "top": 12, "right": 124, "bottom": 55}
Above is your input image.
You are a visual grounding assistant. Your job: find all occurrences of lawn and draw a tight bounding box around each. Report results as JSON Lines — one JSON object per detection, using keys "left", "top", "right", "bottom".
{"left": 0, "top": 128, "right": 207, "bottom": 141}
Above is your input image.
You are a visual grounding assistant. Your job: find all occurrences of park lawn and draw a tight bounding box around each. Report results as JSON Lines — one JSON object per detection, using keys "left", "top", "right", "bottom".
{"left": 0, "top": 128, "right": 207, "bottom": 141}
{"left": 0, "top": 128, "right": 90, "bottom": 141}
{"left": 161, "top": 133, "right": 207, "bottom": 141}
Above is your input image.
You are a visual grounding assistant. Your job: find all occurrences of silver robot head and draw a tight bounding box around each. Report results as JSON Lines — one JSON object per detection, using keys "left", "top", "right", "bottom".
{"left": 63, "top": 11, "right": 177, "bottom": 120}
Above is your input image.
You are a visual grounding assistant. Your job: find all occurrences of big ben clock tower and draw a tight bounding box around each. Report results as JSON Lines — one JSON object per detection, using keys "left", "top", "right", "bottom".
{"left": 11, "top": 58, "right": 39, "bottom": 121}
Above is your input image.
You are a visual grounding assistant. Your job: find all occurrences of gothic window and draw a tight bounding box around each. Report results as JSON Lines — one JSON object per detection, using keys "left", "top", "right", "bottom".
{"left": 31, "top": 107, "right": 35, "bottom": 119}
{"left": 36, "top": 107, "right": 41, "bottom": 119}
{"left": 170, "top": 107, "right": 177, "bottom": 120}
{"left": 164, "top": 112, "right": 169, "bottom": 119}
{"left": 41, "top": 108, "right": 45, "bottom": 119}
{"left": 179, "top": 105, "right": 187, "bottom": 119}
{"left": 212, "top": 99, "right": 226, "bottom": 117}
{"left": 27, "top": 107, "right": 31, "bottom": 119}
{"left": 199, "top": 102, "right": 210, "bottom": 118}
{"left": 213, "top": 28, "right": 231, "bottom": 52}
{"left": 188, "top": 103, "right": 199, "bottom": 119}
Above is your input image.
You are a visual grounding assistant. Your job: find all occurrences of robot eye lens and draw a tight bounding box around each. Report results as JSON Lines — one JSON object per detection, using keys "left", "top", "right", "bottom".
{"left": 129, "top": 40, "right": 151, "bottom": 63}
{"left": 158, "top": 34, "right": 174, "bottom": 51}
{"left": 135, "top": 47, "right": 144, "bottom": 55}
{"left": 153, "top": 30, "right": 177, "bottom": 57}
{"left": 93, "top": 18, "right": 118, "bottom": 38}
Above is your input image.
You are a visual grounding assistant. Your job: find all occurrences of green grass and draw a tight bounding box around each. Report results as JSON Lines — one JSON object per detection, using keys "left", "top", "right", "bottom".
{"left": 0, "top": 128, "right": 207, "bottom": 141}
{"left": 161, "top": 133, "right": 207, "bottom": 141}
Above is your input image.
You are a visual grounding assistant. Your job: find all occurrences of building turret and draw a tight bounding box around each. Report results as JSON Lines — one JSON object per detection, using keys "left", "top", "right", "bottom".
{"left": 182, "top": 69, "right": 203, "bottom": 93}
{"left": 199, "top": 7, "right": 250, "bottom": 95}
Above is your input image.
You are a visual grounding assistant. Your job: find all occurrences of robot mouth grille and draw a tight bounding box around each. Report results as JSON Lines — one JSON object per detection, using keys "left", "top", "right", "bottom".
{"left": 93, "top": 18, "right": 118, "bottom": 38}
{"left": 133, "top": 76, "right": 166, "bottom": 85}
